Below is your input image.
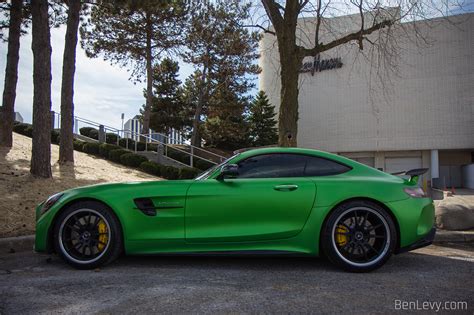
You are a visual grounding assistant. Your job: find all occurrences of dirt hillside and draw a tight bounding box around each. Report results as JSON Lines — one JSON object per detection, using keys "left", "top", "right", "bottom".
{"left": 0, "top": 133, "right": 159, "bottom": 238}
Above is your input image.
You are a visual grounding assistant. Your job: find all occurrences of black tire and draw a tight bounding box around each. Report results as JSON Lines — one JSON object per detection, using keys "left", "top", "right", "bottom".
{"left": 321, "top": 200, "right": 397, "bottom": 272}
{"left": 53, "top": 201, "right": 123, "bottom": 269}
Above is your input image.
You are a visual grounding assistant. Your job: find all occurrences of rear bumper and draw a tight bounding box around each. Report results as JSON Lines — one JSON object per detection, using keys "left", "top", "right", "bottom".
{"left": 395, "top": 227, "right": 436, "bottom": 254}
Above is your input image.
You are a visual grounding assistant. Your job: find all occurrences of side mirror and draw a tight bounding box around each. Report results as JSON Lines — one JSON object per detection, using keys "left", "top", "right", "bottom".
{"left": 219, "top": 164, "right": 239, "bottom": 179}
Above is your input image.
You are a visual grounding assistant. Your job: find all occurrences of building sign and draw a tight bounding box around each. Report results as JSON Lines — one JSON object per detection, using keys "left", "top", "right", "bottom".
{"left": 300, "top": 54, "right": 343, "bottom": 75}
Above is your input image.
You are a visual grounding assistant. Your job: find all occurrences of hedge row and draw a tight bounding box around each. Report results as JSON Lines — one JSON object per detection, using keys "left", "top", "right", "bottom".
{"left": 72, "top": 140, "right": 200, "bottom": 180}
{"left": 78, "top": 126, "right": 213, "bottom": 171}
{"left": 139, "top": 161, "right": 200, "bottom": 180}
{"left": 13, "top": 123, "right": 61, "bottom": 145}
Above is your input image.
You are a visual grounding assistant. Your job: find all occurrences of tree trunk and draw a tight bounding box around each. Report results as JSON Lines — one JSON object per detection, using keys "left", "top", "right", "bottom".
{"left": 30, "top": 0, "right": 52, "bottom": 178}
{"left": 141, "top": 11, "right": 152, "bottom": 139}
{"left": 278, "top": 51, "right": 302, "bottom": 147}
{"left": 190, "top": 65, "right": 208, "bottom": 148}
{"left": 0, "top": 0, "right": 22, "bottom": 147}
{"left": 59, "top": 0, "right": 81, "bottom": 164}
{"left": 275, "top": 10, "right": 302, "bottom": 148}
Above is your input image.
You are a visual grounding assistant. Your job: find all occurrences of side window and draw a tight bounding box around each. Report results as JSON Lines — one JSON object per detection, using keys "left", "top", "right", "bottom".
{"left": 235, "top": 153, "right": 351, "bottom": 178}
{"left": 304, "top": 156, "right": 351, "bottom": 176}
{"left": 237, "top": 154, "right": 306, "bottom": 178}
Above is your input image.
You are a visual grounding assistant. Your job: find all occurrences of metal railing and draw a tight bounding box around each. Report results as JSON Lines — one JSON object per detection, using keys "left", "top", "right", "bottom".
{"left": 120, "top": 129, "right": 225, "bottom": 168}
{"left": 51, "top": 111, "right": 226, "bottom": 168}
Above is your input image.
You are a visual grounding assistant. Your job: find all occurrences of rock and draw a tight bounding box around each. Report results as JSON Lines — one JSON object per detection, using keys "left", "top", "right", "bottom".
{"left": 436, "top": 196, "right": 474, "bottom": 230}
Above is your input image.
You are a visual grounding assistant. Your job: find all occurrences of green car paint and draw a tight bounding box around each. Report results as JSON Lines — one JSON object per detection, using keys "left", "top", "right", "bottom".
{"left": 34, "top": 147, "right": 434, "bottom": 257}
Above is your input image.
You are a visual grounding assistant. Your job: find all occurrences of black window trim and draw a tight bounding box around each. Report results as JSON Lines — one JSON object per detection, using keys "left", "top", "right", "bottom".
{"left": 235, "top": 152, "right": 353, "bottom": 179}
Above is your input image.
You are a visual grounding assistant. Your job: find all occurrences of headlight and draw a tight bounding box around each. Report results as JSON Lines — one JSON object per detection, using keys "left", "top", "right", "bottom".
{"left": 40, "top": 193, "right": 64, "bottom": 215}
{"left": 403, "top": 187, "right": 427, "bottom": 198}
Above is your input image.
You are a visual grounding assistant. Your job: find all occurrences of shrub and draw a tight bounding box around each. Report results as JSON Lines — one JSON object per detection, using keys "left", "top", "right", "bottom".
{"left": 139, "top": 161, "right": 162, "bottom": 176}
{"left": 179, "top": 167, "right": 200, "bottom": 179}
{"left": 83, "top": 142, "right": 100, "bottom": 155}
{"left": 109, "top": 149, "right": 130, "bottom": 163}
{"left": 99, "top": 143, "right": 121, "bottom": 158}
{"left": 119, "top": 138, "right": 135, "bottom": 150}
{"left": 106, "top": 133, "right": 119, "bottom": 144}
{"left": 167, "top": 147, "right": 189, "bottom": 164}
{"left": 79, "top": 127, "right": 96, "bottom": 138}
{"left": 13, "top": 123, "right": 31, "bottom": 136}
{"left": 24, "top": 125, "right": 33, "bottom": 137}
{"left": 51, "top": 129, "right": 60, "bottom": 144}
{"left": 73, "top": 140, "right": 85, "bottom": 152}
{"left": 161, "top": 165, "right": 180, "bottom": 180}
{"left": 88, "top": 129, "right": 99, "bottom": 140}
{"left": 147, "top": 143, "right": 158, "bottom": 152}
{"left": 195, "top": 159, "right": 214, "bottom": 171}
{"left": 120, "top": 153, "right": 148, "bottom": 167}
{"left": 136, "top": 141, "right": 146, "bottom": 151}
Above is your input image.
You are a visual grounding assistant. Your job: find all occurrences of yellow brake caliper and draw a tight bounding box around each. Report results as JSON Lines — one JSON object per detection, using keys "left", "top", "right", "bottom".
{"left": 335, "top": 225, "right": 349, "bottom": 247}
{"left": 97, "top": 219, "right": 108, "bottom": 252}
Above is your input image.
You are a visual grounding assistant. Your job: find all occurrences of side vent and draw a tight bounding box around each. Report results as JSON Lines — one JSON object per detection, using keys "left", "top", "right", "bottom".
{"left": 134, "top": 198, "right": 157, "bottom": 216}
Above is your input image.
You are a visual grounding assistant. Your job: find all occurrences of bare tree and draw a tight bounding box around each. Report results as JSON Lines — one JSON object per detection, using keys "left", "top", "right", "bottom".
{"left": 256, "top": 0, "right": 460, "bottom": 147}
{"left": 0, "top": 0, "right": 23, "bottom": 147}
{"left": 59, "top": 0, "right": 81, "bottom": 164}
{"left": 30, "top": 0, "right": 52, "bottom": 178}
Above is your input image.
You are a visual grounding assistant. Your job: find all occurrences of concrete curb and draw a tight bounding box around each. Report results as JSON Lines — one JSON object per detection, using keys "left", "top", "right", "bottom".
{"left": 0, "top": 235, "right": 35, "bottom": 254}
{"left": 434, "top": 229, "right": 474, "bottom": 243}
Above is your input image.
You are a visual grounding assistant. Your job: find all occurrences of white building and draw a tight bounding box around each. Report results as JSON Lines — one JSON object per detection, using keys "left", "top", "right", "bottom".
{"left": 259, "top": 12, "right": 474, "bottom": 189}
{"left": 123, "top": 115, "right": 184, "bottom": 144}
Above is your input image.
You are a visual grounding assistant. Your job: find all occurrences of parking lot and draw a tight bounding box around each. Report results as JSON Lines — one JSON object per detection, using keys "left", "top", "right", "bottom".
{"left": 0, "top": 243, "right": 473, "bottom": 314}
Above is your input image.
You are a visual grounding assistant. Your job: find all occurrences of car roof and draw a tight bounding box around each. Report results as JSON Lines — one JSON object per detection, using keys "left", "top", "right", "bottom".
{"left": 235, "top": 147, "right": 354, "bottom": 165}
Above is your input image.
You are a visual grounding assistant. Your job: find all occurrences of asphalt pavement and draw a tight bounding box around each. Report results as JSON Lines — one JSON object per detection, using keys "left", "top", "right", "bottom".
{"left": 0, "top": 244, "right": 473, "bottom": 314}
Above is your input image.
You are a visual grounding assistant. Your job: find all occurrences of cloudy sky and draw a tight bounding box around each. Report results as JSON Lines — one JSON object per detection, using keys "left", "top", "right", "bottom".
{"left": 0, "top": 25, "right": 196, "bottom": 129}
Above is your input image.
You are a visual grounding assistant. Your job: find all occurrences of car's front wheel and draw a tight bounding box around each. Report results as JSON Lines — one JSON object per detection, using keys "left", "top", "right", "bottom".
{"left": 53, "top": 201, "right": 123, "bottom": 269}
{"left": 321, "top": 200, "right": 397, "bottom": 272}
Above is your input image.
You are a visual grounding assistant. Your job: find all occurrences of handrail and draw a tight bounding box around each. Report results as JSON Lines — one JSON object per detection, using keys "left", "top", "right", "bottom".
{"left": 52, "top": 111, "right": 226, "bottom": 167}
{"left": 121, "top": 129, "right": 220, "bottom": 166}
{"left": 53, "top": 111, "right": 121, "bottom": 133}
{"left": 146, "top": 132, "right": 225, "bottom": 160}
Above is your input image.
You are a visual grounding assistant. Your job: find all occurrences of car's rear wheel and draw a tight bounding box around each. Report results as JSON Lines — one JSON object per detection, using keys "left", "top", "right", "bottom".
{"left": 321, "top": 200, "right": 397, "bottom": 272}
{"left": 53, "top": 201, "right": 123, "bottom": 269}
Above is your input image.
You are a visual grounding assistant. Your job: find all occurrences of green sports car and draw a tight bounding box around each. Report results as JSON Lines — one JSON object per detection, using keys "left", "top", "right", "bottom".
{"left": 34, "top": 147, "right": 435, "bottom": 272}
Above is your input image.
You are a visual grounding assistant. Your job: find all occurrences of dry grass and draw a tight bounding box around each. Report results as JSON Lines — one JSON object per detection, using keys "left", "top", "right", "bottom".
{"left": 0, "top": 133, "right": 159, "bottom": 238}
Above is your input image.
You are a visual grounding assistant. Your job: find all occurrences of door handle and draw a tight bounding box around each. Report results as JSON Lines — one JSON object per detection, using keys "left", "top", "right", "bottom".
{"left": 274, "top": 184, "right": 298, "bottom": 191}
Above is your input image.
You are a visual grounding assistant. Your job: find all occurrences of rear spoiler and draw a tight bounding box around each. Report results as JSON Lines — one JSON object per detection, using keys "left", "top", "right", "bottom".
{"left": 391, "top": 168, "right": 428, "bottom": 183}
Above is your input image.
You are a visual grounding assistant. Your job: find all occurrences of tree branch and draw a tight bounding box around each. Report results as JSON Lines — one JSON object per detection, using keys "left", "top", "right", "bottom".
{"left": 242, "top": 24, "right": 275, "bottom": 35}
{"left": 302, "top": 19, "right": 394, "bottom": 56}
{"left": 261, "top": 0, "right": 284, "bottom": 33}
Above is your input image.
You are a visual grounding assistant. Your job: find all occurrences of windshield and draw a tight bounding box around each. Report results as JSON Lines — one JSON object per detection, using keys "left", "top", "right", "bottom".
{"left": 195, "top": 154, "right": 240, "bottom": 180}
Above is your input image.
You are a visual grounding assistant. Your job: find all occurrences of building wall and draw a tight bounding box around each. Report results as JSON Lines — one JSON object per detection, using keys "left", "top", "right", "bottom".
{"left": 259, "top": 13, "right": 474, "bottom": 153}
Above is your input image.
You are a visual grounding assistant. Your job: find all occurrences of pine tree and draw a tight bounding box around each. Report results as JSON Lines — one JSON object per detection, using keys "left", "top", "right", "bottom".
{"left": 183, "top": 0, "right": 259, "bottom": 147}
{"left": 80, "top": 1, "right": 187, "bottom": 135}
{"left": 59, "top": 0, "right": 82, "bottom": 164}
{"left": 248, "top": 91, "right": 278, "bottom": 147}
{"left": 0, "top": 0, "right": 24, "bottom": 147}
{"left": 30, "top": 0, "right": 52, "bottom": 178}
{"left": 147, "top": 58, "right": 188, "bottom": 134}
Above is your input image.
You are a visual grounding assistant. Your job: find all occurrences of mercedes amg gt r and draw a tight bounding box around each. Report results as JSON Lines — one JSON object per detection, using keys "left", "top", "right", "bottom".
{"left": 34, "top": 147, "right": 435, "bottom": 272}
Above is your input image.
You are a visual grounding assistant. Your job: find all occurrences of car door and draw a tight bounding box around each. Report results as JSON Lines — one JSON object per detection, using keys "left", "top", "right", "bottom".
{"left": 185, "top": 154, "right": 317, "bottom": 243}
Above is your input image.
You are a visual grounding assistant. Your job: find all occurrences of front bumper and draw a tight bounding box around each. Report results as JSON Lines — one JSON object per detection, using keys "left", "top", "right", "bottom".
{"left": 395, "top": 227, "right": 436, "bottom": 254}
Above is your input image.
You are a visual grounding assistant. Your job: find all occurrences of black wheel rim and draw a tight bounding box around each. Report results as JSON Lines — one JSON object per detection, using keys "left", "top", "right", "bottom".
{"left": 332, "top": 207, "right": 390, "bottom": 267}
{"left": 59, "top": 209, "right": 110, "bottom": 263}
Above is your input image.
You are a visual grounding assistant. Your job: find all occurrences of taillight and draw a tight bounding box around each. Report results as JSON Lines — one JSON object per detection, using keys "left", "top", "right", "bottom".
{"left": 403, "top": 187, "right": 427, "bottom": 198}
